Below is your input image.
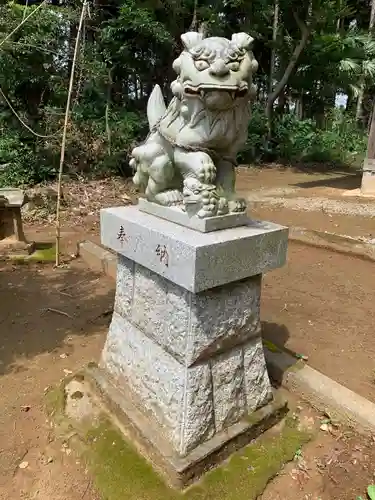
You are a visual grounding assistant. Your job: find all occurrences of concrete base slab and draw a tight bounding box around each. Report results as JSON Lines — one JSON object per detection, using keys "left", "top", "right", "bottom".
{"left": 342, "top": 188, "right": 375, "bottom": 198}
{"left": 264, "top": 344, "right": 375, "bottom": 436}
{"left": 85, "top": 364, "right": 288, "bottom": 489}
{"left": 138, "top": 198, "right": 248, "bottom": 232}
{"left": 289, "top": 227, "right": 375, "bottom": 262}
{"left": 77, "top": 240, "right": 117, "bottom": 279}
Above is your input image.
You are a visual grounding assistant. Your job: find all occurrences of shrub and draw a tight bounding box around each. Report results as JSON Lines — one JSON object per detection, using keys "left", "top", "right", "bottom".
{"left": 240, "top": 105, "right": 367, "bottom": 166}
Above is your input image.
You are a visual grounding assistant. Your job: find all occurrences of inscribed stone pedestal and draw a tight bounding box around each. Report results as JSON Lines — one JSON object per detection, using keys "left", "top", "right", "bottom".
{"left": 99, "top": 206, "right": 287, "bottom": 457}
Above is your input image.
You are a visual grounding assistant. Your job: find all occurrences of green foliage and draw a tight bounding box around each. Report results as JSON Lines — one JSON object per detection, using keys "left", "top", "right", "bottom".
{"left": 274, "top": 114, "right": 317, "bottom": 161}
{"left": 0, "top": 0, "right": 373, "bottom": 187}
{"left": 241, "top": 107, "right": 366, "bottom": 165}
{"left": 0, "top": 129, "right": 57, "bottom": 187}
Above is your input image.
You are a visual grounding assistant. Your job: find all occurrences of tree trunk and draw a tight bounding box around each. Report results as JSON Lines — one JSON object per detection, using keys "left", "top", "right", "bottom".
{"left": 366, "top": 99, "right": 375, "bottom": 158}
{"left": 357, "top": 0, "right": 375, "bottom": 124}
{"left": 268, "top": 0, "right": 279, "bottom": 97}
{"left": 296, "top": 94, "right": 303, "bottom": 119}
{"left": 266, "top": 14, "right": 311, "bottom": 135}
{"left": 105, "top": 69, "right": 113, "bottom": 156}
{"left": 370, "top": 0, "right": 375, "bottom": 31}
{"left": 356, "top": 79, "right": 365, "bottom": 124}
{"left": 190, "top": 0, "right": 198, "bottom": 31}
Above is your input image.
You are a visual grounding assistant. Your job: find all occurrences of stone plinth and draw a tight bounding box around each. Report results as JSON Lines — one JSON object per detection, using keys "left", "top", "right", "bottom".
{"left": 99, "top": 205, "right": 288, "bottom": 481}
{"left": 100, "top": 206, "right": 288, "bottom": 293}
{"left": 138, "top": 198, "right": 249, "bottom": 233}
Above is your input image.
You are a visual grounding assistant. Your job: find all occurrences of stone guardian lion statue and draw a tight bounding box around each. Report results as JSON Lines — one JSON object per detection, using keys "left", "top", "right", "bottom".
{"left": 130, "top": 31, "right": 258, "bottom": 218}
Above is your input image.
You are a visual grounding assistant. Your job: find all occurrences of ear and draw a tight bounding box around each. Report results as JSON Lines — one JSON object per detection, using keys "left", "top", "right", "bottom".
{"left": 181, "top": 31, "right": 204, "bottom": 50}
{"left": 231, "top": 32, "right": 254, "bottom": 50}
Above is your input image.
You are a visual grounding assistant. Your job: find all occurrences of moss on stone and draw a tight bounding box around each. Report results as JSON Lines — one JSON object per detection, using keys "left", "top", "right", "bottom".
{"left": 45, "top": 377, "right": 311, "bottom": 500}
{"left": 45, "top": 383, "right": 66, "bottom": 418}
{"left": 8, "top": 243, "right": 56, "bottom": 264}
{"left": 263, "top": 340, "right": 281, "bottom": 353}
{"left": 187, "top": 417, "right": 310, "bottom": 500}
{"left": 83, "top": 415, "right": 310, "bottom": 500}
{"left": 31, "top": 243, "right": 56, "bottom": 262}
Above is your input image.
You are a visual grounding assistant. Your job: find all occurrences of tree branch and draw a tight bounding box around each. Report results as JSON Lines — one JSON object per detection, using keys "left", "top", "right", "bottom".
{"left": 266, "top": 11, "right": 312, "bottom": 129}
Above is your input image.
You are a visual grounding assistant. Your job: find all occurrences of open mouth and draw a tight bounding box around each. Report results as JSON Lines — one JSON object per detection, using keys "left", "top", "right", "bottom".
{"left": 184, "top": 85, "right": 248, "bottom": 99}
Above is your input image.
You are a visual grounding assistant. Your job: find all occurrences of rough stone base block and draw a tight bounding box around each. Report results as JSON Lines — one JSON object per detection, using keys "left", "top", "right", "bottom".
{"left": 138, "top": 198, "right": 249, "bottom": 232}
{"left": 361, "top": 172, "right": 375, "bottom": 195}
{"left": 85, "top": 364, "right": 287, "bottom": 489}
{"left": 101, "top": 256, "right": 274, "bottom": 456}
{"left": 101, "top": 310, "right": 273, "bottom": 456}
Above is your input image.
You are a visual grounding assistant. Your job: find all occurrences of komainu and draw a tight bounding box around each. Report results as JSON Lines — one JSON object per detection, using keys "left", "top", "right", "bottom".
{"left": 130, "top": 31, "right": 258, "bottom": 218}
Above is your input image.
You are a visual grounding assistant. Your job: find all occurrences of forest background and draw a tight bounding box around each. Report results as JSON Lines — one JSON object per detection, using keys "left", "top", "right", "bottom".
{"left": 0, "top": 0, "right": 374, "bottom": 187}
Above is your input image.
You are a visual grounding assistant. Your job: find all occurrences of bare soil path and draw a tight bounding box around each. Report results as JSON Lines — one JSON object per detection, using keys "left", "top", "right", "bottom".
{"left": 237, "top": 165, "right": 375, "bottom": 239}
{"left": 262, "top": 242, "right": 375, "bottom": 403}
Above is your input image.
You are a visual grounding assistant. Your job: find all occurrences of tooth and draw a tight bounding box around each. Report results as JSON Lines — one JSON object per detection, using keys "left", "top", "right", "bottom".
{"left": 200, "top": 90, "right": 205, "bottom": 98}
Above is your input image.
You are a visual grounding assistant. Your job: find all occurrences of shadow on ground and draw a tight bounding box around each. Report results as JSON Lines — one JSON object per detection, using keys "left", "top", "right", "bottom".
{"left": 262, "top": 321, "right": 289, "bottom": 348}
{"left": 292, "top": 173, "right": 361, "bottom": 190}
{"left": 242, "top": 160, "right": 361, "bottom": 175}
{"left": 0, "top": 260, "right": 115, "bottom": 376}
{"left": 262, "top": 321, "right": 302, "bottom": 389}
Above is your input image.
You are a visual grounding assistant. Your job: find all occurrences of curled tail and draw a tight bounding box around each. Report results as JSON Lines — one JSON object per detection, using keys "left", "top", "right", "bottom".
{"left": 147, "top": 85, "right": 166, "bottom": 130}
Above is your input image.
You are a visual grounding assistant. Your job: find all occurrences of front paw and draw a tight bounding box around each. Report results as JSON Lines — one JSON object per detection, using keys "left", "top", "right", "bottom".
{"left": 228, "top": 198, "right": 247, "bottom": 213}
{"left": 196, "top": 155, "right": 216, "bottom": 184}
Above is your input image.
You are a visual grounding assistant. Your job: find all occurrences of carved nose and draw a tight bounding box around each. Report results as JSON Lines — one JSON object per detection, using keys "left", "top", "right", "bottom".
{"left": 209, "top": 59, "right": 229, "bottom": 76}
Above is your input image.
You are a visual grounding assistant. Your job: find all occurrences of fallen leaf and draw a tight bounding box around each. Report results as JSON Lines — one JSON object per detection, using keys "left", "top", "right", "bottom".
{"left": 19, "top": 461, "right": 29, "bottom": 469}
{"left": 20, "top": 405, "right": 31, "bottom": 412}
{"left": 368, "top": 485, "right": 375, "bottom": 499}
{"left": 320, "top": 423, "right": 329, "bottom": 431}
{"left": 296, "top": 353, "right": 309, "bottom": 361}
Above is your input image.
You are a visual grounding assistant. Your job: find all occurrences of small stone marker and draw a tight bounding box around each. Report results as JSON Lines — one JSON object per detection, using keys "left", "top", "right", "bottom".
{"left": 0, "top": 188, "right": 35, "bottom": 256}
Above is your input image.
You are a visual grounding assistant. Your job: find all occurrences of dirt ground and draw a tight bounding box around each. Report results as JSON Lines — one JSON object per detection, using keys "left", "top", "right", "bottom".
{"left": 1, "top": 259, "right": 375, "bottom": 500}
{"left": 0, "top": 258, "right": 113, "bottom": 500}
{"left": 1, "top": 164, "right": 375, "bottom": 499}
{"left": 261, "top": 403, "right": 375, "bottom": 500}
{"left": 238, "top": 165, "right": 375, "bottom": 239}
{"left": 262, "top": 241, "right": 375, "bottom": 403}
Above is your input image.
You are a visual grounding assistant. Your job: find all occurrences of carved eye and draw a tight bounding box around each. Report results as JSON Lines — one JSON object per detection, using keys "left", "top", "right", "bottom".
{"left": 193, "top": 190, "right": 201, "bottom": 195}
{"left": 194, "top": 60, "right": 210, "bottom": 71}
{"left": 227, "top": 61, "right": 240, "bottom": 72}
